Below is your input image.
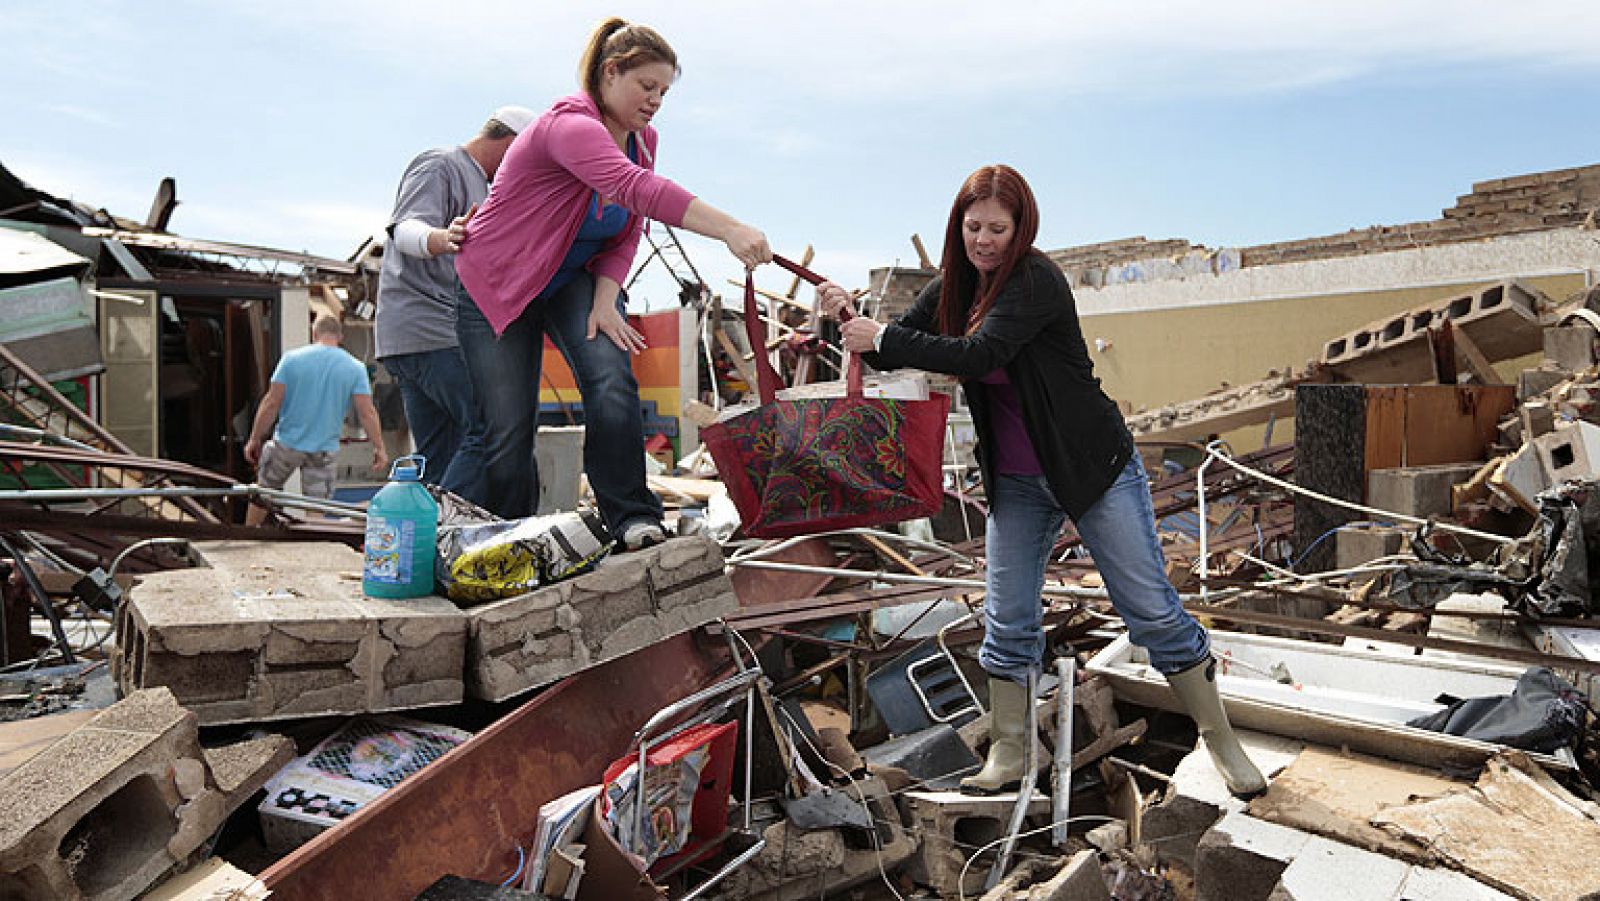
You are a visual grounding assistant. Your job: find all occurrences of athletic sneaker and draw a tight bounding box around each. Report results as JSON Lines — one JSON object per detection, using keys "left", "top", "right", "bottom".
{"left": 619, "top": 520, "right": 668, "bottom": 552}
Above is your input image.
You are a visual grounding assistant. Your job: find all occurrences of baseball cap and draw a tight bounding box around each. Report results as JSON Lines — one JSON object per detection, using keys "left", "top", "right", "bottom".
{"left": 490, "top": 105, "right": 536, "bottom": 134}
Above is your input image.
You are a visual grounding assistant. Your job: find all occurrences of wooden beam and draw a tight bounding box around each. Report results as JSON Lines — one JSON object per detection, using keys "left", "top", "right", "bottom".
{"left": 1453, "top": 323, "right": 1505, "bottom": 385}
{"left": 911, "top": 234, "right": 934, "bottom": 269}
{"left": 785, "top": 244, "right": 815, "bottom": 301}
{"left": 862, "top": 533, "right": 926, "bottom": 576}
{"left": 714, "top": 327, "right": 760, "bottom": 391}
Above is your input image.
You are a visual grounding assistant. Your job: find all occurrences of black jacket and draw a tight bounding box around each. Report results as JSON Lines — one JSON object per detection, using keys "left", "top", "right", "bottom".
{"left": 863, "top": 252, "right": 1133, "bottom": 519}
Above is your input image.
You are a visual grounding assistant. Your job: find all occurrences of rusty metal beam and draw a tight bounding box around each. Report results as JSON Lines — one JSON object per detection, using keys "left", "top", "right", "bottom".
{"left": 0, "top": 504, "right": 361, "bottom": 546}
{"left": 261, "top": 631, "right": 732, "bottom": 901}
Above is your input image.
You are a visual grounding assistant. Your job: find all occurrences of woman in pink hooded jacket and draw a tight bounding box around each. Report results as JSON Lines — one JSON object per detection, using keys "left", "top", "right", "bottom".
{"left": 453, "top": 18, "right": 770, "bottom": 548}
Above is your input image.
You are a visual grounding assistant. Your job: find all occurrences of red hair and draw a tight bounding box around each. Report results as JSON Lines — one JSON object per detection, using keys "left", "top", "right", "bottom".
{"left": 935, "top": 165, "right": 1041, "bottom": 336}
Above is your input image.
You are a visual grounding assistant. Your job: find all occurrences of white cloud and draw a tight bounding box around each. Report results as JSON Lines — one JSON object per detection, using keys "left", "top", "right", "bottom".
{"left": 221, "top": 0, "right": 1600, "bottom": 102}
{"left": 175, "top": 200, "right": 388, "bottom": 260}
{"left": 46, "top": 105, "right": 119, "bottom": 129}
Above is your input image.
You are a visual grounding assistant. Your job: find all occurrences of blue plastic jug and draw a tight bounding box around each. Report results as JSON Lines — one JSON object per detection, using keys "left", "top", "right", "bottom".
{"left": 363, "top": 455, "right": 438, "bottom": 598}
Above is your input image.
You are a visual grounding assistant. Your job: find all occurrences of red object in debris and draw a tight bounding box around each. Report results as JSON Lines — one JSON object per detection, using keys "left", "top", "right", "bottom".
{"left": 644, "top": 433, "right": 673, "bottom": 455}
{"left": 600, "top": 720, "right": 739, "bottom": 876}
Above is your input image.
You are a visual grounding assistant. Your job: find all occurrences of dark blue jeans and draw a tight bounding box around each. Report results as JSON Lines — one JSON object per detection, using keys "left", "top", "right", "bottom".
{"left": 381, "top": 346, "right": 488, "bottom": 506}
{"left": 455, "top": 273, "right": 662, "bottom": 529}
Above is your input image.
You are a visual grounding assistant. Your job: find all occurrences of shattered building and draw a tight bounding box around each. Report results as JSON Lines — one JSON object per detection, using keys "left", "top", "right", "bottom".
{"left": 2, "top": 159, "right": 1600, "bottom": 901}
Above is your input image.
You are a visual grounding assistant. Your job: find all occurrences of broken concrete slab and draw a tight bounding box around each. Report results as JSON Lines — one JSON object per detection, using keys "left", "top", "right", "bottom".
{"left": 0, "top": 688, "right": 292, "bottom": 901}
{"left": 1372, "top": 752, "right": 1600, "bottom": 900}
{"left": 1244, "top": 746, "right": 1461, "bottom": 862}
{"left": 1265, "top": 834, "right": 1412, "bottom": 900}
{"left": 1200, "top": 805, "right": 1517, "bottom": 901}
{"left": 464, "top": 535, "right": 738, "bottom": 702}
{"left": 113, "top": 541, "right": 466, "bottom": 725}
{"left": 1029, "top": 849, "right": 1111, "bottom": 901}
{"left": 1193, "top": 809, "right": 1311, "bottom": 901}
{"left": 1393, "top": 865, "right": 1518, "bottom": 901}
{"left": 1141, "top": 730, "right": 1302, "bottom": 870}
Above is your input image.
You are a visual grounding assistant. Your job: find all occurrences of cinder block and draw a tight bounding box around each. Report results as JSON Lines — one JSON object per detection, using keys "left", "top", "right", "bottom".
{"left": 1334, "top": 526, "right": 1408, "bottom": 571}
{"left": 1518, "top": 367, "right": 1567, "bottom": 402}
{"left": 903, "top": 790, "right": 1053, "bottom": 896}
{"left": 464, "top": 535, "right": 738, "bottom": 702}
{"left": 1543, "top": 325, "right": 1598, "bottom": 372}
{"left": 1323, "top": 282, "right": 1543, "bottom": 385}
{"left": 1143, "top": 731, "right": 1301, "bottom": 871}
{"left": 1194, "top": 810, "right": 1311, "bottom": 901}
{"left": 1534, "top": 421, "right": 1600, "bottom": 483}
{"left": 1521, "top": 400, "right": 1556, "bottom": 442}
{"left": 1490, "top": 443, "right": 1548, "bottom": 511}
{"left": 1366, "top": 464, "right": 1481, "bottom": 518}
{"left": 0, "top": 688, "right": 292, "bottom": 901}
{"left": 113, "top": 542, "right": 466, "bottom": 725}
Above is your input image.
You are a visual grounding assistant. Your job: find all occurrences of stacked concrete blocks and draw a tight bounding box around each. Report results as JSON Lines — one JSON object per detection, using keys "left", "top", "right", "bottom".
{"left": 0, "top": 688, "right": 292, "bottom": 901}
{"left": 113, "top": 541, "right": 466, "bottom": 725}
{"left": 465, "top": 535, "right": 739, "bottom": 702}
{"left": 1321, "top": 281, "right": 1542, "bottom": 385}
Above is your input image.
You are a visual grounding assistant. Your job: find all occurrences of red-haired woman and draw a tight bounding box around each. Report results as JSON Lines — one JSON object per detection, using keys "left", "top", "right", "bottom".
{"left": 819, "top": 165, "right": 1266, "bottom": 798}
{"left": 454, "top": 18, "right": 770, "bottom": 548}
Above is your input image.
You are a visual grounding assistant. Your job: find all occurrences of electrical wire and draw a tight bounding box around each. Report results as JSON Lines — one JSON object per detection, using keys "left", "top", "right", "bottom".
{"left": 774, "top": 704, "right": 907, "bottom": 901}
{"left": 110, "top": 537, "right": 190, "bottom": 579}
{"left": 956, "top": 815, "right": 1116, "bottom": 901}
{"left": 1202, "top": 443, "right": 1515, "bottom": 547}
{"left": 501, "top": 845, "right": 526, "bottom": 888}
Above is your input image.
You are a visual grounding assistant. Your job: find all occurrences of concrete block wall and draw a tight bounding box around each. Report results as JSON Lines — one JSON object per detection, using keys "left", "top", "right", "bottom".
{"left": 113, "top": 542, "right": 466, "bottom": 725}
{"left": 1321, "top": 281, "right": 1541, "bottom": 380}
{"left": 465, "top": 535, "right": 739, "bottom": 702}
{"left": 0, "top": 689, "right": 292, "bottom": 901}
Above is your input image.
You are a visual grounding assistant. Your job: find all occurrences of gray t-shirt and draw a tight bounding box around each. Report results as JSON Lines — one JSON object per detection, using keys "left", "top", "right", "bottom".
{"left": 374, "top": 146, "right": 489, "bottom": 358}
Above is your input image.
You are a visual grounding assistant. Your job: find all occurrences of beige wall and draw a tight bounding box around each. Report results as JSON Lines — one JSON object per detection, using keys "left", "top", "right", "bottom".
{"left": 1080, "top": 272, "right": 1587, "bottom": 450}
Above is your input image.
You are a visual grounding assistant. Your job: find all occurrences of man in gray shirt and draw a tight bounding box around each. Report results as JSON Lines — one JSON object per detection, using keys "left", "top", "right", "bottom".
{"left": 375, "top": 105, "right": 533, "bottom": 505}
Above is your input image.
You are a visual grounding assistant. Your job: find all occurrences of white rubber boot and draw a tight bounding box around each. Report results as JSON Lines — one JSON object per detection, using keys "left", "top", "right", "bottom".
{"left": 1166, "top": 657, "right": 1268, "bottom": 798}
{"left": 960, "top": 677, "right": 1033, "bottom": 795}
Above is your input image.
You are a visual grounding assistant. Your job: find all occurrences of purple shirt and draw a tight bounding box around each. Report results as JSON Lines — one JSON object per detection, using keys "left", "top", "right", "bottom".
{"left": 978, "top": 368, "right": 1043, "bottom": 476}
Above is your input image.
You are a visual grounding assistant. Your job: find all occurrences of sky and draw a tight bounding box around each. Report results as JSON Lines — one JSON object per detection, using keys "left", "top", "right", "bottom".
{"left": 4, "top": 1, "right": 1600, "bottom": 311}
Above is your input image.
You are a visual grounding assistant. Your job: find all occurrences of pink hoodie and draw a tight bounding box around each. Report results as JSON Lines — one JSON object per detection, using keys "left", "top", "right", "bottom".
{"left": 455, "top": 91, "right": 697, "bottom": 335}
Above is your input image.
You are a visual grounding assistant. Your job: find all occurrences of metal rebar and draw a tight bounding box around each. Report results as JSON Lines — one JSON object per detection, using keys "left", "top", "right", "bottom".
{"left": 0, "top": 484, "right": 365, "bottom": 517}
{"left": 1052, "top": 656, "right": 1076, "bottom": 847}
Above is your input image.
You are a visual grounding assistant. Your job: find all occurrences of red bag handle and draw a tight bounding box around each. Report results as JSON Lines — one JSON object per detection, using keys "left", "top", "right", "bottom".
{"left": 742, "top": 255, "right": 862, "bottom": 404}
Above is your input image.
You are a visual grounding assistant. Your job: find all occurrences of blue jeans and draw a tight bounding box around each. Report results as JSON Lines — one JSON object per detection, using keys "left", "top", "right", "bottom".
{"left": 381, "top": 347, "right": 488, "bottom": 506}
{"left": 980, "top": 455, "right": 1210, "bottom": 683}
{"left": 455, "top": 273, "right": 662, "bottom": 529}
